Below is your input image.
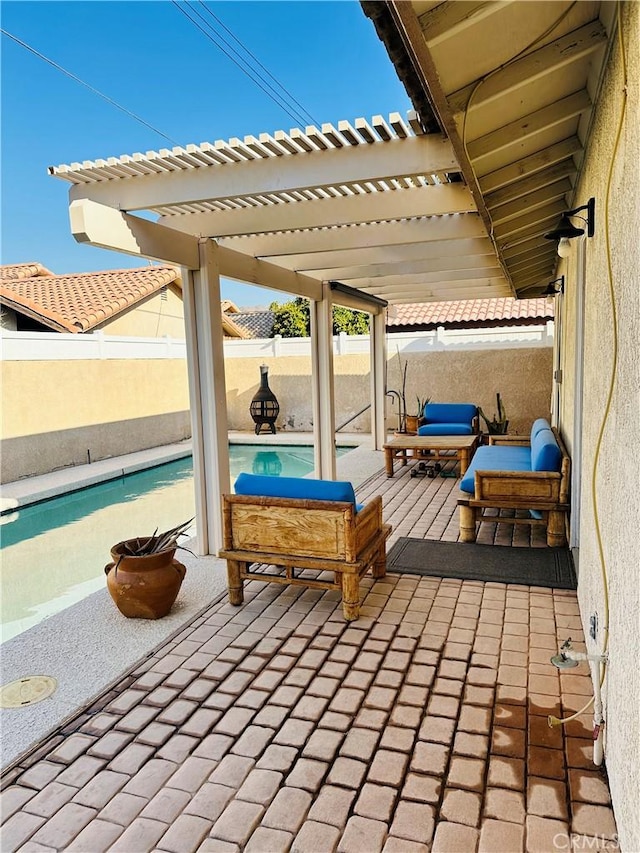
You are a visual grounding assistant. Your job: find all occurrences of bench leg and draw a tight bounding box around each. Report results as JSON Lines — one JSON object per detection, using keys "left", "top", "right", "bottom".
{"left": 341, "top": 573, "right": 360, "bottom": 621}
{"left": 547, "top": 511, "right": 566, "bottom": 547}
{"left": 459, "top": 504, "right": 478, "bottom": 542}
{"left": 372, "top": 545, "right": 387, "bottom": 580}
{"left": 226, "top": 560, "right": 245, "bottom": 606}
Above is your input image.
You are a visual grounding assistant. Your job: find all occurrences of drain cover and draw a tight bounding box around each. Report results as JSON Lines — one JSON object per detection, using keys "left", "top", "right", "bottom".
{"left": 0, "top": 676, "right": 57, "bottom": 708}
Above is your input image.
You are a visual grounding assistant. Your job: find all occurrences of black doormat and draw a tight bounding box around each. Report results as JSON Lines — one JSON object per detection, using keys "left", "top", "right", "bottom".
{"left": 386, "top": 538, "right": 576, "bottom": 589}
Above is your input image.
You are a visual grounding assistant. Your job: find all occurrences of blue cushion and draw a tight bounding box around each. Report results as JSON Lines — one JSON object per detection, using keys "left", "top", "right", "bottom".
{"left": 423, "top": 403, "right": 477, "bottom": 425}
{"left": 418, "top": 423, "right": 474, "bottom": 436}
{"left": 234, "top": 473, "right": 357, "bottom": 506}
{"left": 530, "top": 428, "right": 561, "bottom": 472}
{"left": 531, "top": 418, "right": 552, "bottom": 441}
{"left": 460, "top": 446, "right": 531, "bottom": 493}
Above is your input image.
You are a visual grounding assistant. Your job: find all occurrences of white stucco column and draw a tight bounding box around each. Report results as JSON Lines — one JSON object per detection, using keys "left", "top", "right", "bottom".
{"left": 370, "top": 310, "right": 388, "bottom": 449}
{"left": 182, "top": 239, "right": 230, "bottom": 554}
{"left": 310, "top": 283, "right": 337, "bottom": 479}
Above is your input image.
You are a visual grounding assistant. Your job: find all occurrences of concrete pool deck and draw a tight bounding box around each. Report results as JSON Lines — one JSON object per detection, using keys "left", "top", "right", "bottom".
{"left": 0, "top": 435, "right": 385, "bottom": 769}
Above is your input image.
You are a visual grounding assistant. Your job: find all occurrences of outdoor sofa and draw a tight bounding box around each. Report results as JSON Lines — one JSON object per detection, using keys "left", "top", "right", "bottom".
{"left": 219, "top": 473, "right": 391, "bottom": 621}
{"left": 418, "top": 402, "right": 479, "bottom": 435}
{"left": 457, "top": 418, "right": 570, "bottom": 547}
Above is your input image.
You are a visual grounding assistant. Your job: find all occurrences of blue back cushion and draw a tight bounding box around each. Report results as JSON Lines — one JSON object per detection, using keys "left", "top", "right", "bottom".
{"left": 531, "top": 418, "right": 552, "bottom": 441}
{"left": 424, "top": 403, "right": 477, "bottom": 425}
{"left": 530, "top": 428, "right": 562, "bottom": 472}
{"left": 234, "top": 473, "right": 357, "bottom": 505}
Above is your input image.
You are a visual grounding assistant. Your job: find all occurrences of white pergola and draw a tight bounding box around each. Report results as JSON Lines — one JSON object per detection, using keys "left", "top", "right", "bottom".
{"left": 50, "top": 108, "right": 513, "bottom": 554}
{"left": 48, "top": 0, "right": 614, "bottom": 556}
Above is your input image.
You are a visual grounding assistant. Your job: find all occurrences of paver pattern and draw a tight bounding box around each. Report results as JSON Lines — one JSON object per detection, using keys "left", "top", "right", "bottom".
{"left": 1, "top": 467, "right": 618, "bottom": 852}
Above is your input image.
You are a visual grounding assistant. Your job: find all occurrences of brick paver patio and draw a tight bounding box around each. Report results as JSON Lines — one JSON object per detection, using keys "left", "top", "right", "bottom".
{"left": 1, "top": 466, "right": 618, "bottom": 852}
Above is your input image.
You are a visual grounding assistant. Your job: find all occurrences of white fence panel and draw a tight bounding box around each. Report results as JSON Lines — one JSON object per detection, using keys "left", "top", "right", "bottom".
{"left": 1, "top": 323, "right": 553, "bottom": 362}
{"left": 1, "top": 330, "right": 187, "bottom": 361}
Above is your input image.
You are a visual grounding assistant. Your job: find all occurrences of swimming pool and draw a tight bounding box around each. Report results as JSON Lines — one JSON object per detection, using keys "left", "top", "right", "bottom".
{"left": 0, "top": 444, "right": 353, "bottom": 642}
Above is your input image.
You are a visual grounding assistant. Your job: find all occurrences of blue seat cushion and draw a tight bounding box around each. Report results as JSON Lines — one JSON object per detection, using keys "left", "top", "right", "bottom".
{"left": 530, "top": 428, "right": 561, "bottom": 472}
{"left": 459, "top": 446, "right": 532, "bottom": 493}
{"left": 418, "top": 423, "right": 474, "bottom": 436}
{"left": 234, "top": 473, "right": 359, "bottom": 509}
{"left": 423, "top": 403, "right": 477, "bottom": 425}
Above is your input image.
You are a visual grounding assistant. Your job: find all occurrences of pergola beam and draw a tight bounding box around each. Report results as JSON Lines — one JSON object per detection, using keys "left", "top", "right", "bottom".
{"left": 357, "top": 271, "right": 505, "bottom": 290}
{"left": 67, "top": 134, "right": 458, "bottom": 212}
{"left": 70, "top": 199, "right": 200, "bottom": 268}
{"left": 217, "top": 246, "right": 322, "bottom": 301}
{"left": 218, "top": 214, "right": 487, "bottom": 257}
{"left": 263, "top": 236, "right": 495, "bottom": 272}
{"left": 160, "top": 183, "right": 476, "bottom": 238}
{"left": 311, "top": 253, "right": 498, "bottom": 282}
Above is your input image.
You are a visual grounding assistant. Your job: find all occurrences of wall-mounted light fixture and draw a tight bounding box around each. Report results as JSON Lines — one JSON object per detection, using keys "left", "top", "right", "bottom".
{"left": 543, "top": 276, "right": 565, "bottom": 297}
{"left": 544, "top": 197, "right": 595, "bottom": 258}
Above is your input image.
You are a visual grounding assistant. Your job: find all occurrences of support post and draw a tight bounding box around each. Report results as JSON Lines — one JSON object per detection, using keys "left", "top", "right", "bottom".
{"left": 370, "top": 310, "right": 388, "bottom": 449}
{"left": 182, "top": 240, "right": 230, "bottom": 554}
{"left": 310, "top": 283, "right": 336, "bottom": 479}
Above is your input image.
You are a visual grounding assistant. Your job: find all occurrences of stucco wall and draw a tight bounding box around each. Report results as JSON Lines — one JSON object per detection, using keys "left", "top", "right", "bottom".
{"left": 226, "top": 348, "right": 553, "bottom": 436}
{"left": 2, "top": 342, "right": 552, "bottom": 482}
{"left": 96, "top": 286, "right": 186, "bottom": 338}
{"left": 1, "top": 360, "right": 191, "bottom": 482}
{"left": 558, "top": 5, "right": 640, "bottom": 849}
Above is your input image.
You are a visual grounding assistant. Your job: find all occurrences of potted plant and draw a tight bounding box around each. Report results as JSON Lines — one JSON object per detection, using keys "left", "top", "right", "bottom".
{"left": 478, "top": 393, "right": 509, "bottom": 435}
{"left": 387, "top": 347, "right": 410, "bottom": 434}
{"left": 406, "top": 396, "right": 430, "bottom": 434}
{"left": 104, "top": 519, "right": 193, "bottom": 619}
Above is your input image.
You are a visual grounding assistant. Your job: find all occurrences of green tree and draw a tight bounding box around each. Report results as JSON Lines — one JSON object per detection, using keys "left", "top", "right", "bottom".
{"left": 270, "top": 298, "right": 309, "bottom": 337}
{"left": 332, "top": 305, "right": 369, "bottom": 335}
{"left": 269, "top": 297, "right": 369, "bottom": 338}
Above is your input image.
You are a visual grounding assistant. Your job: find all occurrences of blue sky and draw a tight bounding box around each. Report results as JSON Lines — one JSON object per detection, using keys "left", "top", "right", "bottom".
{"left": 1, "top": 1, "right": 410, "bottom": 306}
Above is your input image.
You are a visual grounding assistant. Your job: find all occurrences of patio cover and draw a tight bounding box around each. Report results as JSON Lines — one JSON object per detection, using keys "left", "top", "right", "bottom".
{"left": 49, "top": 109, "right": 512, "bottom": 305}
{"left": 47, "top": 0, "right": 614, "bottom": 554}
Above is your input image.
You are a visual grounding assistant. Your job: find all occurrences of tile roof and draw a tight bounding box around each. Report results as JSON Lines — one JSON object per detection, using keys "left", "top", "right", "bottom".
{"left": 386, "top": 297, "right": 554, "bottom": 330}
{"left": 0, "top": 262, "right": 55, "bottom": 279}
{"left": 0, "top": 264, "right": 181, "bottom": 333}
{"left": 230, "top": 309, "right": 275, "bottom": 339}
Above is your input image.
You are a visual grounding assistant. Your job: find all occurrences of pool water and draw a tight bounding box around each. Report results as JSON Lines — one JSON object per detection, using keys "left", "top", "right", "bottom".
{"left": 0, "top": 445, "right": 352, "bottom": 642}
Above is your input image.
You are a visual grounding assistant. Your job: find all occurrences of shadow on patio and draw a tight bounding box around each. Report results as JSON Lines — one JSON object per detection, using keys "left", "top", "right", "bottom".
{"left": 1, "top": 465, "right": 618, "bottom": 852}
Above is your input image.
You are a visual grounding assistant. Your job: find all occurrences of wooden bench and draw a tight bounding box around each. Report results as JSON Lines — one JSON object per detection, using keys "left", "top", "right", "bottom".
{"left": 219, "top": 491, "right": 391, "bottom": 621}
{"left": 457, "top": 428, "right": 570, "bottom": 547}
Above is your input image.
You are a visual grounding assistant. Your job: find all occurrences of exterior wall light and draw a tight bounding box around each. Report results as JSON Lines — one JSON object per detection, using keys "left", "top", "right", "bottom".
{"left": 543, "top": 276, "right": 565, "bottom": 297}
{"left": 544, "top": 197, "right": 596, "bottom": 257}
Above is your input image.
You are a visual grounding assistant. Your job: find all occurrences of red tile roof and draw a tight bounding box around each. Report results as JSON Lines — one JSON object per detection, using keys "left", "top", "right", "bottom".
{"left": 0, "top": 264, "right": 181, "bottom": 333}
{"left": 386, "top": 298, "right": 554, "bottom": 330}
{"left": 1, "top": 262, "right": 55, "bottom": 280}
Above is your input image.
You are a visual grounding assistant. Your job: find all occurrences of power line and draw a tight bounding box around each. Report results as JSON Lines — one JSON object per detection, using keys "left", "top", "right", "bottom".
{"left": 198, "top": 1, "right": 320, "bottom": 126}
{"left": 172, "top": 0, "right": 307, "bottom": 127}
{"left": 1, "top": 29, "right": 180, "bottom": 146}
{"left": 171, "top": 0, "right": 317, "bottom": 129}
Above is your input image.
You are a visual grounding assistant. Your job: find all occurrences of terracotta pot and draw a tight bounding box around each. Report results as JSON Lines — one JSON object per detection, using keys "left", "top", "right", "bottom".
{"left": 105, "top": 538, "right": 186, "bottom": 619}
{"left": 405, "top": 415, "right": 420, "bottom": 434}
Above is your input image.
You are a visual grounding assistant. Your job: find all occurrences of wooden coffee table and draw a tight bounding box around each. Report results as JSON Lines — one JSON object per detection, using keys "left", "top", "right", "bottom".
{"left": 383, "top": 434, "right": 480, "bottom": 478}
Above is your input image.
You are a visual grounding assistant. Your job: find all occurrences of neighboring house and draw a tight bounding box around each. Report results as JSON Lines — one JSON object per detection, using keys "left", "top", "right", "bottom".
{"left": 226, "top": 297, "right": 553, "bottom": 338}
{"left": 0, "top": 263, "right": 249, "bottom": 339}
{"left": 386, "top": 297, "right": 554, "bottom": 331}
{"left": 225, "top": 305, "right": 275, "bottom": 339}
